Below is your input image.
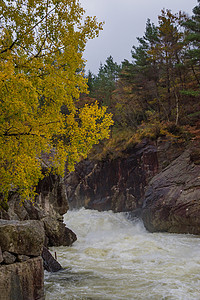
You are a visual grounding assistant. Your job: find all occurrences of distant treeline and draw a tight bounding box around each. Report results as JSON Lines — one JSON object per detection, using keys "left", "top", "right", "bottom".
{"left": 85, "top": 2, "right": 200, "bottom": 135}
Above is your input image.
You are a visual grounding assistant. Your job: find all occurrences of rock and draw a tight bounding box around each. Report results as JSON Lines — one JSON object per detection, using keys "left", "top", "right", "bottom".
{"left": 42, "top": 216, "right": 77, "bottom": 247}
{"left": 156, "top": 136, "right": 186, "bottom": 171}
{"left": 142, "top": 149, "right": 200, "bottom": 234}
{"left": 0, "top": 247, "right": 3, "bottom": 264}
{"left": 66, "top": 137, "right": 186, "bottom": 213}
{"left": 0, "top": 257, "right": 44, "bottom": 300}
{"left": 35, "top": 172, "right": 69, "bottom": 217}
{"left": 1, "top": 173, "right": 69, "bottom": 222}
{"left": 17, "top": 255, "right": 30, "bottom": 262}
{"left": 66, "top": 140, "right": 160, "bottom": 213}
{"left": 0, "top": 220, "right": 45, "bottom": 256}
{"left": 0, "top": 170, "right": 72, "bottom": 249}
{"left": 2, "top": 251, "right": 16, "bottom": 264}
{"left": 42, "top": 247, "right": 62, "bottom": 272}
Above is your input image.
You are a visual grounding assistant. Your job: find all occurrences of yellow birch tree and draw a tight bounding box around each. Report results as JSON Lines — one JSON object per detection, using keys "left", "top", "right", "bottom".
{"left": 0, "top": 0, "right": 113, "bottom": 202}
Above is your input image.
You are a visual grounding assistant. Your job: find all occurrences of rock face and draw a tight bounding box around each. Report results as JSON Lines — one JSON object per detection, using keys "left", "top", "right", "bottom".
{"left": 0, "top": 257, "right": 44, "bottom": 300}
{"left": 0, "top": 172, "right": 76, "bottom": 248}
{"left": 42, "top": 246, "right": 62, "bottom": 272}
{"left": 35, "top": 173, "right": 69, "bottom": 217}
{"left": 0, "top": 219, "right": 45, "bottom": 300}
{"left": 66, "top": 139, "right": 184, "bottom": 213}
{"left": 66, "top": 136, "right": 200, "bottom": 235}
{"left": 0, "top": 171, "right": 76, "bottom": 299}
{"left": 66, "top": 140, "right": 159, "bottom": 212}
{"left": 142, "top": 148, "right": 200, "bottom": 234}
{"left": 43, "top": 215, "right": 77, "bottom": 246}
{"left": 0, "top": 220, "right": 45, "bottom": 256}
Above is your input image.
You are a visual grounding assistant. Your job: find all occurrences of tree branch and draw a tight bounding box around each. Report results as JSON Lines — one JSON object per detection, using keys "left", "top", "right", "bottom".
{"left": 0, "top": 2, "right": 60, "bottom": 55}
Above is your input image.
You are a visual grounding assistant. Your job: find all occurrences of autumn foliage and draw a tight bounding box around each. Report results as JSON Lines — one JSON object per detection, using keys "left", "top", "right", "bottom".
{"left": 89, "top": 4, "right": 199, "bottom": 135}
{"left": 86, "top": 3, "right": 200, "bottom": 158}
{"left": 0, "top": 0, "right": 113, "bottom": 201}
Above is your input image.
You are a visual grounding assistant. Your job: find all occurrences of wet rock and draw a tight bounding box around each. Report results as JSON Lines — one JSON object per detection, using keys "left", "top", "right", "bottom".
{"left": 42, "top": 246, "right": 62, "bottom": 272}
{"left": 0, "top": 220, "right": 45, "bottom": 256}
{"left": 0, "top": 257, "right": 44, "bottom": 300}
{"left": 0, "top": 247, "right": 3, "bottom": 264}
{"left": 42, "top": 216, "right": 77, "bottom": 247}
{"left": 66, "top": 137, "right": 186, "bottom": 213}
{"left": 66, "top": 140, "right": 159, "bottom": 213}
{"left": 142, "top": 149, "right": 200, "bottom": 234}
{"left": 0, "top": 170, "right": 72, "bottom": 249}
{"left": 2, "top": 251, "right": 16, "bottom": 264}
{"left": 35, "top": 172, "right": 69, "bottom": 217}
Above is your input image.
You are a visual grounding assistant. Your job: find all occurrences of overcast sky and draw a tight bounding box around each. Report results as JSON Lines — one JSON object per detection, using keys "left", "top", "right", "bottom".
{"left": 80, "top": 0, "right": 197, "bottom": 74}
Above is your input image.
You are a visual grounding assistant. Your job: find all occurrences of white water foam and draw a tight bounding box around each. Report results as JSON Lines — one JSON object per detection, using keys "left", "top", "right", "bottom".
{"left": 45, "top": 208, "right": 200, "bottom": 299}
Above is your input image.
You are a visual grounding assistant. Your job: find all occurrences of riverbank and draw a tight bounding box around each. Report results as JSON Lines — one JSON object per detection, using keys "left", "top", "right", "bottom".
{"left": 0, "top": 170, "right": 77, "bottom": 299}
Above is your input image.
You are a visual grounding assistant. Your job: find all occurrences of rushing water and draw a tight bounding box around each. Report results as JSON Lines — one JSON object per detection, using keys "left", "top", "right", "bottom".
{"left": 45, "top": 209, "right": 200, "bottom": 300}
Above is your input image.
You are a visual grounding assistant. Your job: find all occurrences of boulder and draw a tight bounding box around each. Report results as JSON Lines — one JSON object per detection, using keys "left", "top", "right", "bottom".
{"left": 42, "top": 216, "right": 77, "bottom": 247}
{"left": 0, "top": 257, "right": 44, "bottom": 300}
{"left": 17, "top": 255, "right": 30, "bottom": 262}
{"left": 0, "top": 220, "right": 45, "bottom": 256}
{"left": 42, "top": 247, "right": 62, "bottom": 272}
{"left": 142, "top": 148, "right": 200, "bottom": 234}
{"left": 0, "top": 170, "right": 74, "bottom": 249}
{"left": 0, "top": 247, "right": 3, "bottom": 264}
{"left": 2, "top": 251, "right": 16, "bottom": 265}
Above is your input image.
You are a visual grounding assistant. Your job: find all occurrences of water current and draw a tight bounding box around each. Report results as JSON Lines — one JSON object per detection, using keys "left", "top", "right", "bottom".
{"left": 45, "top": 208, "right": 200, "bottom": 300}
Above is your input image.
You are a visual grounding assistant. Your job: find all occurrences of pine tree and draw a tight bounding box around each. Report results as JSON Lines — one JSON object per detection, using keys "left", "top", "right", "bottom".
{"left": 183, "top": 0, "right": 200, "bottom": 85}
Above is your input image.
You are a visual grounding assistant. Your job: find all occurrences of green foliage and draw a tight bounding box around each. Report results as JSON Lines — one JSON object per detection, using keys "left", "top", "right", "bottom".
{"left": 87, "top": 56, "right": 121, "bottom": 106}
{"left": 111, "top": 7, "right": 199, "bottom": 131}
{"left": 88, "top": 3, "right": 200, "bottom": 162}
{"left": 180, "top": 89, "right": 200, "bottom": 97}
{"left": 183, "top": 1, "right": 200, "bottom": 85}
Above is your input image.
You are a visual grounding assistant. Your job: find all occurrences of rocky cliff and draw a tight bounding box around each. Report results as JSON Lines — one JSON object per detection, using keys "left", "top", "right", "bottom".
{"left": 0, "top": 220, "right": 45, "bottom": 299}
{"left": 0, "top": 171, "right": 76, "bottom": 299}
{"left": 142, "top": 146, "right": 200, "bottom": 234}
{"left": 1, "top": 172, "right": 76, "bottom": 247}
{"left": 66, "top": 137, "right": 200, "bottom": 235}
{"left": 66, "top": 138, "right": 185, "bottom": 213}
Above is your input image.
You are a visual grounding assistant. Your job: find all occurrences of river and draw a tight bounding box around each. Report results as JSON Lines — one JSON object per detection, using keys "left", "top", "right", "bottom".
{"left": 45, "top": 208, "right": 200, "bottom": 299}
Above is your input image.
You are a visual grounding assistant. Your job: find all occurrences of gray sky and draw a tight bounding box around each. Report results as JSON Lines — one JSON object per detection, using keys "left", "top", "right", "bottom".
{"left": 80, "top": 0, "right": 197, "bottom": 74}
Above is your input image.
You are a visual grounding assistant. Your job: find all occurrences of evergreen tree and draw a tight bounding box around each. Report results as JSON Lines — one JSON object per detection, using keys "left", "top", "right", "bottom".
{"left": 183, "top": 0, "right": 200, "bottom": 85}
{"left": 88, "top": 56, "right": 121, "bottom": 106}
{"left": 113, "top": 20, "right": 160, "bottom": 128}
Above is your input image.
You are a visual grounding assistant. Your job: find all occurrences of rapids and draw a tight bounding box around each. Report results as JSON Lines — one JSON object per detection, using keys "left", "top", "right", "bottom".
{"left": 45, "top": 208, "right": 200, "bottom": 299}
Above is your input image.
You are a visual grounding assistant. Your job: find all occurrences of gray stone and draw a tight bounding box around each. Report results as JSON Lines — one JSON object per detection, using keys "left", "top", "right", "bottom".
{"left": 3, "top": 251, "right": 16, "bottom": 264}
{"left": 0, "top": 257, "right": 44, "bottom": 300}
{"left": 17, "top": 254, "right": 30, "bottom": 262}
{"left": 0, "top": 247, "right": 3, "bottom": 264}
{"left": 0, "top": 169, "right": 73, "bottom": 249}
{"left": 42, "top": 216, "right": 77, "bottom": 247}
{"left": 0, "top": 220, "right": 45, "bottom": 256}
{"left": 142, "top": 148, "right": 200, "bottom": 234}
{"left": 66, "top": 140, "right": 160, "bottom": 213}
{"left": 42, "top": 246, "right": 62, "bottom": 272}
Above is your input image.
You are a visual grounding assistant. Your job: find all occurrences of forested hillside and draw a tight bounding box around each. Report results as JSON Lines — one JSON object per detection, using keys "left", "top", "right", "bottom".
{"left": 0, "top": 0, "right": 199, "bottom": 205}
{"left": 85, "top": 3, "right": 200, "bottom": 157}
